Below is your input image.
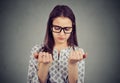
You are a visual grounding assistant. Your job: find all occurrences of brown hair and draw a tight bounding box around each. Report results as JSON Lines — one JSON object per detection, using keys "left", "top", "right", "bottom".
{"left": 39, "top": 5, "right": 78, "bottom": 54}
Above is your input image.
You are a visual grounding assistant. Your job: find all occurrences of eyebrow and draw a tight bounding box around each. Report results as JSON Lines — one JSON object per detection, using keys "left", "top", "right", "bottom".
{"left": 52, "top": 25, "right": 72, "bottom": 28}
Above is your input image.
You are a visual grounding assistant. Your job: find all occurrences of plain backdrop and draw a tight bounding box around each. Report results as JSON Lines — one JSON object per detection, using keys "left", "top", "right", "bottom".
{"left": 0, "top": 0, "right": 120, "bottom": 83}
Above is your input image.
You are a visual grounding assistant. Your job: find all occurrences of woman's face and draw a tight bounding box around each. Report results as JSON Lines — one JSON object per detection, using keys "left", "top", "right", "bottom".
{"left": 52, "top": 16, "right": 72, "bottom": 45}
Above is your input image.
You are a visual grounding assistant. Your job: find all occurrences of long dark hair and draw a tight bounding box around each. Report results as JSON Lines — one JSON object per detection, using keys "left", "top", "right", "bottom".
{"left": 39, "top": 5, "right": 78, "bottom": 54}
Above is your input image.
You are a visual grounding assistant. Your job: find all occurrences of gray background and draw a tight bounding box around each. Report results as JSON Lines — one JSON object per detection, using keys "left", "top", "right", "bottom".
{"left": 0, "top": 0, "right": 120, "bottom": 83}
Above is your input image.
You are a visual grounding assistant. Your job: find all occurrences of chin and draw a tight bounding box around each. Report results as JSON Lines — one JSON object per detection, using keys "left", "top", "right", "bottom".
{"left": 57, "top": 41, "right": 66, "bottom": 44}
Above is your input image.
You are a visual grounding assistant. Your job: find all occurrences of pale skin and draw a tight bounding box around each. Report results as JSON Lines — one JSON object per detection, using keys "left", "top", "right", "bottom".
{"left": 34, "top": 17, "right": 87, "bottom": 83}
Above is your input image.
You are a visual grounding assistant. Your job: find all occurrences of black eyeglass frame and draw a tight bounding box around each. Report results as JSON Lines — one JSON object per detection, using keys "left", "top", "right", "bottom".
{"left": 51, "top": 25, "right": 73, "bottom": 34}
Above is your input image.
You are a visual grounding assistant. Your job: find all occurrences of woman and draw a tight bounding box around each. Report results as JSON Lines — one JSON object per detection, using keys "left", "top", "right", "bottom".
{"left": 27, "top": 5, "right": 87, "bottom": 83}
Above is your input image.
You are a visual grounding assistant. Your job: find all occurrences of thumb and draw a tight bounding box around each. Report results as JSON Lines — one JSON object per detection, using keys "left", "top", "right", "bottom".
{"left": 33, "top": 52, "right": 39, "bottom": 59}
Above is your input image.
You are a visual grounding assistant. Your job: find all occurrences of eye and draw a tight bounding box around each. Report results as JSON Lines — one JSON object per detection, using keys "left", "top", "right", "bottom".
{"left": 64, "top": 27, "right": 72, "bottom": 31}
{"left": 53, "top": 26, "right": 61, "bottom": 30}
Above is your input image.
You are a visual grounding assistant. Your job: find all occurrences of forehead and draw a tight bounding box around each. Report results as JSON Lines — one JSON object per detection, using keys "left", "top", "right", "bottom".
{"left": 53, "top": 17, "right": 72, "bottom": 27}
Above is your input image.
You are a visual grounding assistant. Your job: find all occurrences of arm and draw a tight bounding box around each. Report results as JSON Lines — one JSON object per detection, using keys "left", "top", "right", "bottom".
{"left": 68, "top": 63, "right": 78, "bottom": 83}
{"left": 28, "top": 45, "right": 53, "bottom": 83}
{"left": 77, "top": 60, "right": 85, "bottom": 83}
{"left": 68, "top": 60, "right": 85, "bottom": 83}
{"left": 27, "top": 53, "right": 40, "bottom": 83}
{"left": 27, "top": 45, "right": 41, "bottom": 83}
{"left": 37, "top": 62, "right": 50, "bottom": 83}
{"left": 37, "top": 52, "right": 53, "bottom": 83}
{"left": 68, "top": 48, "right": 86, "bottom": 83}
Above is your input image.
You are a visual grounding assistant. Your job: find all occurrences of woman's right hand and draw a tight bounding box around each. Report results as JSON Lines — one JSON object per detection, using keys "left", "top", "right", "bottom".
{"left": 34, "top": 52, "right": 53, "bottom": 65}
{"left": 34, "top": 52, "right": 53, "bottom": 83}
{"left": 38, "top": 52, "right": 53, "bottom": 64}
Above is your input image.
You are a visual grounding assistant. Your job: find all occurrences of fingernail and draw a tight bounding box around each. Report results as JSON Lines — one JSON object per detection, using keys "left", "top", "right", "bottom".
{"left": 83, "top": 54, "right": 87, "bottom": 59}
{"left": 83, "top": 52, "right": 87, "bottom": 59}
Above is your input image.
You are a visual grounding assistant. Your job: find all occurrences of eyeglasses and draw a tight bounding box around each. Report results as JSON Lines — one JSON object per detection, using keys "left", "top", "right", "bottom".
{"left": 51, "top": 25, "right": 72, "bottom": 34}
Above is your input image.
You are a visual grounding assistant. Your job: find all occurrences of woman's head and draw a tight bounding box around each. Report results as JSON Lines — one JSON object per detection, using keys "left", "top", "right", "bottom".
{"left": 43, "top": 5, "right": 78, "bottom": 53}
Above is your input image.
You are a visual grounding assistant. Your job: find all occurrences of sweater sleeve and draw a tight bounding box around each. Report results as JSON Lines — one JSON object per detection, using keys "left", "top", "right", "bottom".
{"left": 27, "top": 45, "right": 41, "bottom": 83}
{"left": 77, "top": 59, "right": 85, "bottom": 83}
{"left": 66, "top": 47, "right": 85, "bottom": 83}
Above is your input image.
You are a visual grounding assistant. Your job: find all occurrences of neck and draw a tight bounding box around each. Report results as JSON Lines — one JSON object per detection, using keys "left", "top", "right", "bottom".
{"left": 54, "top": 43, "right": 68, "bottom": 51}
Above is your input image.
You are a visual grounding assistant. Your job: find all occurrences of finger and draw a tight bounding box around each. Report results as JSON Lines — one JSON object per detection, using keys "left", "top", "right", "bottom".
{"left": 79, "top": 48, "right": 85, "bottom": 59}
{"left": 69, "top": 50, "right": 72, "bottom": 59}
{"left": 69, "top": 51, "right": 79, "bottom": 63}
{"left": 75, "top": 51, "right": 81, "bottom": 62}
{"left": 49, "top": 54, "right": 53, "bottom": 62}
{"left": 72, "top": 51, "right": 76, "bottom": 60}
{"left": 38, "top": 52, "right": 43, "bottom": 63}
{"left": 79, "top": 48, "right": 84, "bottom": 55}
{"left": 43, "top": 53, "right": 46, "bottom": 63}
{"left": 79, "top": 48, "right": 87, "bottom": 59}
{"left": 43, "top": 52, "right": 45, "bottom": 57}
{"left": 46, "top": 52, "right": 50, "bottom": 62}
{"left": 71, "top": 51, "right": 79, "bottom": 61}
{"left": 33, "top": 52, "right": 39, "bottom": 59}
{"left": 43, "top": 52, "right": 49, "bottom": 63}
{"left": 76, "top": 50, "right": 80, "bottom": 60}
{"left": 78, "top": 50, "right": 83, "bottom": 60}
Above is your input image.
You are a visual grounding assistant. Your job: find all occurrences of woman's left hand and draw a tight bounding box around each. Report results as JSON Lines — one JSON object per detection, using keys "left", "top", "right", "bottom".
{"left": 68, "top": 48, "right": 87, "bottom": 64}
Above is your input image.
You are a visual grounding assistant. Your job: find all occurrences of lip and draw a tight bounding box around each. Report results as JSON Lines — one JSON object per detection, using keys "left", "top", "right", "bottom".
{"left": 58, "top": 37, "right": 65, "bottom": 40}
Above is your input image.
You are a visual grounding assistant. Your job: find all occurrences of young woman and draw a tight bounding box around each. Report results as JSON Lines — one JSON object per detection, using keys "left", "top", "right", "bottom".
{"left": 27, "top": 5, "right": 87, "bottom": 83}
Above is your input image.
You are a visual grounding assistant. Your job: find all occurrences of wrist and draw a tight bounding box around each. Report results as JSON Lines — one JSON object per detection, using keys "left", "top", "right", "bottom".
{"left": 68, "top": 61, "right": 78, "bottom": 66}
{"left": 38, "top": 63, "right": 50, "bottom": 69}
{"left": 68, "top": 63, "right": 78, "bottom": 70}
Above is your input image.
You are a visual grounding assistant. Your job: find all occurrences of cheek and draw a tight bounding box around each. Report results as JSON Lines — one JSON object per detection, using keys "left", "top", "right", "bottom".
{"left": 66, "top": 34, "right": 71, "bottom": 39}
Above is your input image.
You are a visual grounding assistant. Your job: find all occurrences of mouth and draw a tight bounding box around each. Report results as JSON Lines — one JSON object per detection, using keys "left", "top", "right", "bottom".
{"left": 58, "top": 37, "right": 65, "bottom": 40}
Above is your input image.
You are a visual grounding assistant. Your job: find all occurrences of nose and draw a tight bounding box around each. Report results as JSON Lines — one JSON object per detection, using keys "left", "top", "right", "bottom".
{"left": 59, "top": 29, "right": 65, "bottom": 35}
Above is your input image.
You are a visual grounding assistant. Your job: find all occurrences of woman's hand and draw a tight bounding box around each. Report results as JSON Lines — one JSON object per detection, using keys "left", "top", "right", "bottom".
{"left": 33, "top": 52, "right": 39, "bottom": 59}
{"left": 69, "top": 48, "right": 87, "bottom": 64}
{"left": 68, "top": 48, "right": 87, "bottom": 83}
{"left": 38, "top": 52, "right": 53, "bottom": 64}
{"left": 34, "top": 52, "right": 53, "bottom": 64}
{"left": 34, "top": 52, "right": 53, "bottom": 83}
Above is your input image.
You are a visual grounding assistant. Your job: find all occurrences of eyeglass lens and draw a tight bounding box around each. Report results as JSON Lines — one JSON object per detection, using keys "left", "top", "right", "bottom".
{"left": 52, "top": 25, "right": 72, "bottom": 34}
